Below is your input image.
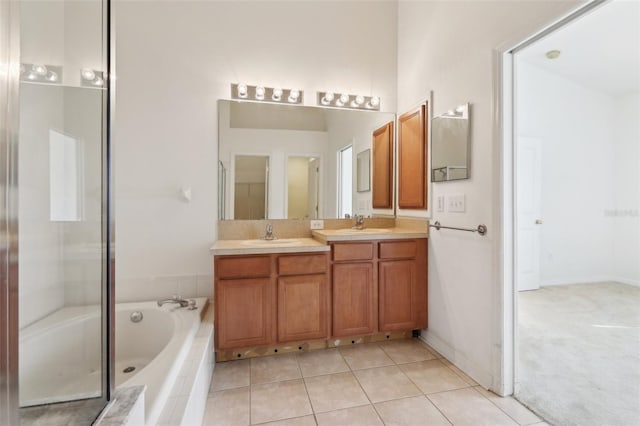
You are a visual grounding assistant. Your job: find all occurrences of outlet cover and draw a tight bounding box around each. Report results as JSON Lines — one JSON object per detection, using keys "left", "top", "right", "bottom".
{"left": 436, "top": 195, "right": 445, "bottom": 212}
{"left": 310, "top": 220, "right": 324, "bottom": 230}
{"left": 448, "top": 194, "right": 466, "bottom": 213}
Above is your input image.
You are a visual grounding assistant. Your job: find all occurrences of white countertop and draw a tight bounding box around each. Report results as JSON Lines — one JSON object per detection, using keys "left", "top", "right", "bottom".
{"left": 210, "top": 237, "right": 330, "bottom": 255}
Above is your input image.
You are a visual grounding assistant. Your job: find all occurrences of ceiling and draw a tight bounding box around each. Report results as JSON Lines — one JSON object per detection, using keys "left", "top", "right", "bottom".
{"left": 517, "top": 0, "right": 640, "bottom": 96}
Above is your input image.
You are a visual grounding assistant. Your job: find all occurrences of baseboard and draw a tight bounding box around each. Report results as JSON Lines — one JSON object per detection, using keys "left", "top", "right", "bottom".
{"left": 418, "top": 330, "right": 493, "bottom": 391}
{"left": 541, "top": 276, "right": 640, "bottom": 288}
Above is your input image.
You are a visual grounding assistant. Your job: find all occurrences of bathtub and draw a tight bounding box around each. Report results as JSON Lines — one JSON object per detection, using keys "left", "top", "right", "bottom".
{"left": 20, "top": 297, "right": 208, "bottom": 425}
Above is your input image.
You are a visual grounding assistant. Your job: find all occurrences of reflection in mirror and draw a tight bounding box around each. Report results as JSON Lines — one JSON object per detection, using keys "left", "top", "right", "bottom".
{"left": 431, "top": 103, "right": 470, "bottom": 182}
{"left": 218, "top": 100, "right": 395, "bottom": 219}
{"left": 356, "top": 149, "right": 371, "bottom": 193}
{"left": 233, "top": 155, "right": 268, "bottom": 219}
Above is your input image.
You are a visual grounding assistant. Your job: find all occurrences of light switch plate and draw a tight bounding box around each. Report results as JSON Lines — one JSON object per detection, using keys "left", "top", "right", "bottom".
{"left": 448, "top": 194, "right": 466, "bottom": 212}
{"left": 436, "top": 195, "right": 445, "bottom": 212}
{"left": 310, "top": 220, "right": 324, "bottom": 230}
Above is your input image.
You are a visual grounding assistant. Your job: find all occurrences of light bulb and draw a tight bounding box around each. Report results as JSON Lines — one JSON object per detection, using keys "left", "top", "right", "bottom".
{"left": 46, "top": 71, "right": 58, "bottom": 82}
{"left": 355, "top": 95, "right": 364, "bottom": 105}
{"left": 321, "top": 92, "right": 334, "bottom": 105}
{"left": 25, "top": 71, "right": 37, "bottom": 81}
{"left": 272, "top": 88, "right": 283, "bottom": 101}
{"left": 288, "top": 89, "right": 300, "bottom": 103}
{"left": 255, "top": 86, "right": 265, "bottom": 100}
{"left": 81, "top": 68, "right": 96, "bottom": 81}
{"left": 339, "top": 94, "right": 349, "bottom": 104}
{"left": 237, "top": 83, "right": 248, "bottom": 98}
{"left": 32, "top": 64, "right": 47, "bottom": 76}
{"left": 93, "top": 77, "right": 104, "bottom": 86}
{"left": 369, "top": 96, "right": 380, "bottom": 107}
{"left": 455, "top": 105, "right": 465, "bottom": 114}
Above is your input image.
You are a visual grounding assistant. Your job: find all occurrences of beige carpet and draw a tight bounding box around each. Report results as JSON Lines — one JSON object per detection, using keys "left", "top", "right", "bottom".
{"left": 517, "top": 282, "right": 640, "bottom": 426}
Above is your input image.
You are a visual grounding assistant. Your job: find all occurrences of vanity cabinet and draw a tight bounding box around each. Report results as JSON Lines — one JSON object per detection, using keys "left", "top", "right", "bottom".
{"left": 214, "top": 252, "right": 330, "bottom": 351}
{"left": 277, "top": 254, "right": 329, "bottom": 343}
{"left": 215, "top": 255, "right": 276, "bottom": 350}
{"left": 332, "top": 262, "right": 376, "bottom": 337}
{"left": 378, "top": 240, "right": 428, "bottom": 331}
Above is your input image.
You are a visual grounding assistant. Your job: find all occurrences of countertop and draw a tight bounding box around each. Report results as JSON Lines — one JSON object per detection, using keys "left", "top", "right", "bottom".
{"left": 210, "top": 237, "right": 330, "bottom": 255}
{"left": 311, "top": 227, "right": 428, "bottom": 242}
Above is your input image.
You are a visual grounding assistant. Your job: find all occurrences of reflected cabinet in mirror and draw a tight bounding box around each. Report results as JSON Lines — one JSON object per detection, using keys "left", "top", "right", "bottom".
{"left": 372, "top": 121, "right": 394, "bottom": 208}
{"left": 218, "top": 100, "right": 395, "bottom": 220}
{"left": 431, "top": 103, "right": 470, "bottom": 182}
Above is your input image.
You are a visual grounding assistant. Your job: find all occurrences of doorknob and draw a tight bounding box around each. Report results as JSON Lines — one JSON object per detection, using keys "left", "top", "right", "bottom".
{"left": 535, "top": 219, "right": 543, "bottom": 225}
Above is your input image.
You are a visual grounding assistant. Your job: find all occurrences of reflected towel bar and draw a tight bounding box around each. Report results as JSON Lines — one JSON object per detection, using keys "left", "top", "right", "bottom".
{"left": 429, "top": 221, "right": 487, "bottom": 236}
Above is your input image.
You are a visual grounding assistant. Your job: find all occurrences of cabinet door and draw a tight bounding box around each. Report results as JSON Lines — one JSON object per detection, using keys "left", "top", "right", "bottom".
{"left": 372, "top": 121, "right": 394, "bottom": 208}
{"left": 216, "top": 278, "right": 275, "bottom": 350}
{"left": 379, "top": 259, "right": 427, "bottom": 331}
{"left": 278, "top": 274, "right": 328, "bottom": 342}
{"left": 332, "top": 263, "right": 375, "bottom": 337}
{"left": 398, "top": 104, "right": 427, "bottom": 209}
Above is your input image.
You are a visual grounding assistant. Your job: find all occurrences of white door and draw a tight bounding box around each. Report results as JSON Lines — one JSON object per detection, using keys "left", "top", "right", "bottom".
{"left": 307, "top": 158, "right": 319, "bottom": 219}
{"left": 516, "top": 136, "right": 542, "bottom": 291}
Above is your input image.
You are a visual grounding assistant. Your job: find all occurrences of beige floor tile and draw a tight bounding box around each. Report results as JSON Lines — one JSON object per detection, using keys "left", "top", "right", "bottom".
{"left": 315, "top": 405, "right": 383, "bottom": 426}
{"left": 251, "top": 354, "right": 302, "bottom": 385}
{"left": 378, "top": 339, "right": 437, "bottom": 364}
{"left": 475, "top": 387, "right": 541, "bottom": 425}
{"left": 203, "top": 387, "right": 250, "bottom": 426}
{"left": 210, "top": 359, "right": 251, "bottom": 392}
{"left": 255, "top": 415, "right": 317, "bottom": 426}
{"left": 353, "top": 365, "right": 421, "bottom": 402}
{"left": 440, "top": 359, "right": 479, "bottom": 386}
{"left": 400, "top": 359, "right": 470, "bottom": 394}
{"left": 375, "top": 395, "right": 452, "bottom": 426}
{"left": 304, "top": 371, "right": 370, "bottom": 413}
{"left": 297, "top": 348, "right": 350, "bottom": 378}
{"left": 428, "top": 387, "right": 518, "bottom": 426}
{"left": 251, "top": 379, "right": 312, "bottom": 424}
{"left": 339, "top": 343, "right": 394, "bottom": 370}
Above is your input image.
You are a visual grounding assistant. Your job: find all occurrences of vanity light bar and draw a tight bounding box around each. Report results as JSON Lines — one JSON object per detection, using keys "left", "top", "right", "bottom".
{"left": 316, "top": 91, "right": 380, "bottom": 111}
{"left": 20, "top": 63, "right": 63, "bottom": 84}
{"left": 80, "top": 68, "right": 106, "bottom": 88}
{"left": 231, "top": 83, "right": 303, "bottom": 105}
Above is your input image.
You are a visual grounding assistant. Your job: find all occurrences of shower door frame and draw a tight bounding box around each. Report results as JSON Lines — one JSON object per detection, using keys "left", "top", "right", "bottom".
{"left": 0, "top": 0, "right": 115, "bottom": 420}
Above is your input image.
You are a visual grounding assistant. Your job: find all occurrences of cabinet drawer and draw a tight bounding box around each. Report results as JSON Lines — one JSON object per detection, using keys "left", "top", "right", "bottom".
{"left": 278, "top": 254, "right": 327, "bottom": 276}
{"left": 333, "top": 242, "right": 374, "bottom": 261}
{"left": 216, "top": 256, "right": 271, "bottom": 279}
{"left": 379, "top": 241, "right": 417, "bottom": 259}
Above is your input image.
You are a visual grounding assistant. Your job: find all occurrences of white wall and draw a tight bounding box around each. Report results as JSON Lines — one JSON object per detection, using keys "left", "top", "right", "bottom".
{"left": 114, "top": 1, "right": 398, "bottom": 301}
{"left": 517, "top": 61, "right": 617, "bottom": 285}
{"left": 612, "top": 92, "right": 640, "bottom": 285}
{"left": 397, "top": 0, "right": 582, "bottom": 390}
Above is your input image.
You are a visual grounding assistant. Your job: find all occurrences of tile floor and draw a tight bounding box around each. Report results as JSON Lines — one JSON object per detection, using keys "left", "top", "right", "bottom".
{"left": 203, "top": 339, "right": 546, "bottom": 426}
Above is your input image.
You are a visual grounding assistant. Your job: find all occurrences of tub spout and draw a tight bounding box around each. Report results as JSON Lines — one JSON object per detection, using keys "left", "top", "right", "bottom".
{"left": 157, "top": 295, "right": 190, "bottom": 308}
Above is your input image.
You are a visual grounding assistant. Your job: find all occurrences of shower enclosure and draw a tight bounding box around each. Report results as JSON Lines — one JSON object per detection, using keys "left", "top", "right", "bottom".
{"left": 0, "top": 0, "right": 113, "bottom": 423}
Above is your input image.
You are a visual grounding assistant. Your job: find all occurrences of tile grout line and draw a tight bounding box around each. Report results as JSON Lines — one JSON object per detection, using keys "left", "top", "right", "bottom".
{"left": 293, "top": 352, "right": 318, "bottom": 425}
{"left": 472, "top": 386, "right": 542, "bottom": 426}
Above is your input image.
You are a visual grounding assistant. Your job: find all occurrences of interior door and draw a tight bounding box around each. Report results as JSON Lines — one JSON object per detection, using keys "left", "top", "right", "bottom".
{"left": 516, "top": 136, "right": 542, "bottom": 291}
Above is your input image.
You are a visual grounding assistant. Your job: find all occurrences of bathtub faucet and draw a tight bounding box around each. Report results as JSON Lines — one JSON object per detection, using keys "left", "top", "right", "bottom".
{"left": 157, "top": 295, "right": 190, "bottom": 308}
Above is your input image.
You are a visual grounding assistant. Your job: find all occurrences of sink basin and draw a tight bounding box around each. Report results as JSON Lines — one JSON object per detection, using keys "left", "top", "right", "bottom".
{"left": 333, "top": 228, "right": 392, "bottom": 234}
{"left": 241, "top": 238, "right": 301, "bottom": 247}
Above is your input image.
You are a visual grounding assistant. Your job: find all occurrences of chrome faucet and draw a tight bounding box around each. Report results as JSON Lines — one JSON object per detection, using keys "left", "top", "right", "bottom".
{"left": 352, "top": 215, "right": 365, "bottom": 230}
{"left": 157, "top": 295, "right": 190, "bottom": 308}
{"left": 263, "top": 224, "right": 276, "bottom": 240}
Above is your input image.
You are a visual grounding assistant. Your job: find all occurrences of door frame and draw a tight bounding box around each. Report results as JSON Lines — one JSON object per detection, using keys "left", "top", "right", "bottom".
{"left": 493, "top": 0, "right": 607, "bottom": 396}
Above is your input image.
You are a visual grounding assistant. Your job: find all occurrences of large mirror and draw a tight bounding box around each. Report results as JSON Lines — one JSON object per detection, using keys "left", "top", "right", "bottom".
{"left": 431, "top": 103, "right": 470, "bottom": 182}
{"left": 218, "top": 100, "right": 395, "bottom": 219}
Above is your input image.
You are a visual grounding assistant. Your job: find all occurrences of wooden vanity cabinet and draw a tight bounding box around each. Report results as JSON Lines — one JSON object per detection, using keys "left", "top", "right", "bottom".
{"left": 215, "top": 255, "right": 276, "bottom": 350}
{"left": 331, "top": 242, "right": 376, "bottom": 337}
{"left": 277, "top": 254, "right": 329, "bottom": 343}
{"left": 378, "top": 239, "right": 428, "bottom": 331}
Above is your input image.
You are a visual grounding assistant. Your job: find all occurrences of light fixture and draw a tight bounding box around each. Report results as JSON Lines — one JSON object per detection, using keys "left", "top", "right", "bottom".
{"left": 272, "top": 88, "right": 283, "bottom": 101}
{"left": 545, "top": 49, "right": 561, "bottom": 60}
{"left": 317, "top": 91, "right": 381, "bottom": 111}
{"left": 20, "top": 63, "right": 63, "bottom": 85}
{"left": 230, "top": 83, "right": 304, "bottom": 105}
{"left": 80, "top": 68, "right": 105, "bottom": 88}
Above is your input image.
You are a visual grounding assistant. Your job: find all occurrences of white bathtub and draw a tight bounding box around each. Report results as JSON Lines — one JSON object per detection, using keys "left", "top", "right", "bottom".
{"left": 20, "top": 298, "right": 208, "bottom": 425}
